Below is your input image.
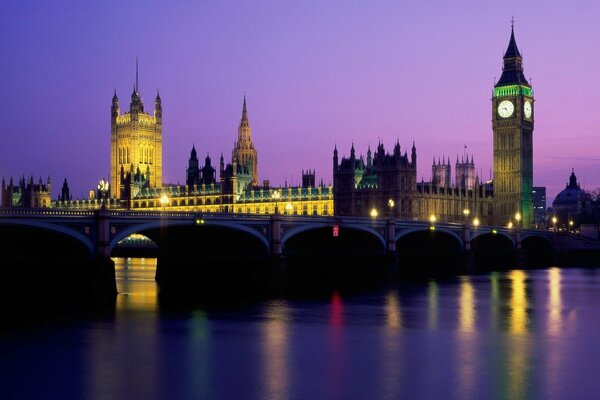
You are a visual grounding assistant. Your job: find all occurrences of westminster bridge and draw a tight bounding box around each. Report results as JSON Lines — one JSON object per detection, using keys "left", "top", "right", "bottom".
{"left": 0, "top": 207, "right": 592, "bottom": 303}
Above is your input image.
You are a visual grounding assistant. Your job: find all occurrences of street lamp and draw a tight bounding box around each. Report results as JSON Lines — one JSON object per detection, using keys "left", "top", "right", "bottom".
{"left": 272, "top": 190, "right": 281, "bottom": 214}
{"left": 160, "top": 194, "right": 169, "bottom": 211}
{"left": 569, "top": 220, "right": 574, "bottom": 232}
{"left": 429, "top": 214, "right": 437, "bottom": 224}
{"left": 370, "top": 208, "right": 378, "bottom": 218}
{"left": 507, "top": 221, "right": 513, "bottom": 229}
{"left": 472, "top": 217, "right": 480, "bottom": 227}
{"left": 388, "top": 199, "right": 395, "bottom": 218}
{"left": 552, "top": 216, "right": 558, "bottom": 232}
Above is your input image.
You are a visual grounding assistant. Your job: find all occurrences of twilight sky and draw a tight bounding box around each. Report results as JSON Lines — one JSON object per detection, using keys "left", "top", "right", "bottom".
{"left": 1, "top": 0, "right": 599, "bottom": 202}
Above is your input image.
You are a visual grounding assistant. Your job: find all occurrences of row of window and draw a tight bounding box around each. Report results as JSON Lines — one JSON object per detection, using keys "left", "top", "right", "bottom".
{"left": 118, "top": 147, "right": 155, "bottom": 165}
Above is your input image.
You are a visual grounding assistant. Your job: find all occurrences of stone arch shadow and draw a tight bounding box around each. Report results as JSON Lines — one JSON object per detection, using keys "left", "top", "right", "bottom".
{"left": 0, "top": 221, "right": 96, "bottom": 309}
{"left": 282, "top": 224, "right": 388, "bottom": 283}
{"left": 521, "top": 235, "right": 557, "bottom": 267}
{"left": 110, "top": 221, "right": 271, "bottom": 299}
{"left": 395, "top": 228, "right": 464, "bottom": 276}
{"left": 470, "top": 231, "right": 516, "bottom": 270}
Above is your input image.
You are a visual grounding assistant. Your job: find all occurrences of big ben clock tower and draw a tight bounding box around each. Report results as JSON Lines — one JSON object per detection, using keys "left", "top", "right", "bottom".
{"left": 492, "top": 23, "right": 534, "bottom": 228}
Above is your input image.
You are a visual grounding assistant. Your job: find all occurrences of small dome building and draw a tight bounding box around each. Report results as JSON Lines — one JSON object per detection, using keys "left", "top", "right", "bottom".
{"left": 551, "top": 170, "right": 593, "bottom": 228}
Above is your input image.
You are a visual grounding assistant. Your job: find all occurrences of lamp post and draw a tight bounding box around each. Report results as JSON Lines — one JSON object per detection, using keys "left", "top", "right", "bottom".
{"left": 272, "top": 190, "right": 281, "bottom": 214}
{"left": 472, "top": 217, "right": 480, "bottom": 228}
{"left": 388, "top": 199, "right": 395, "bottom": 218}
{"left": 552, "top": 216, "right": 558, "bottom": 232}
{"left": 569, "top": 220, "right": 574, "bottom": 233}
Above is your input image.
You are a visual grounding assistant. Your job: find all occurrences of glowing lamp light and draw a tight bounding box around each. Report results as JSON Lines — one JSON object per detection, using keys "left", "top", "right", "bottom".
{"left": 492, "top": 229, "right": 497, "bottom": 234}
{"left": 552, "top": 216, "right": 558, "bottom": 224}
{"left": 388, "top": 199, "right": 395, "bottom": 208}
{"left": 569, "top": 220, "right": 574, "bottom": 227}
{"left": 515, "top": 212, "right": 522, "bottom": 222}
{"left": 370, "top": 208, "right": 378, "bottom": 218}
{"left": 429, "top": 226, "right": 436, "bottom": 231}
{"left": 160, "top": 195, "right": 169, "bottom": 206}
{"left": 473, "top": 218, "right": 480, "bottom": 227}
{"left": 463, "top": 209, "right": 470, "bottom": 217}
{"left": 508, "top": 221, "right": 513, "bottom": 229}
{"left": 285, "top": 203, "right": 293, "bottom": 213}
{"left": 196, "top": 219, "right": 205, "bottom": 224}
{"left": 429, "top": 215, "right": 437, "bottom": 224}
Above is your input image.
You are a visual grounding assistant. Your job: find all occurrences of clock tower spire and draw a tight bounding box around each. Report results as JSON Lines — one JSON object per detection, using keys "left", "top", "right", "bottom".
{"left": 492, "top": 22, "right": 534, "bottom": 228}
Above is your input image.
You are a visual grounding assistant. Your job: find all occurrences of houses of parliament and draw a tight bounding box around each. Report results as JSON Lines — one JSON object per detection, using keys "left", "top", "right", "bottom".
{"left": 2, "top": 26, "right": 536, "bottom": 228}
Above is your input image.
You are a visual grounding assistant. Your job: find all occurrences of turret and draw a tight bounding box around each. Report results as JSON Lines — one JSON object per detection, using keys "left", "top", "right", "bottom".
{"left": 367, "top": 145, "right": 372, "bottom": 168}
{"left": 411, "top": 141, "right": 417, "bottom": 166}
{"left": 333, "top": 145, "right": 339, "bottom": 171}
{"left": 111, "top": 90, "right": 120, "bottom": 121}
{"left": 154, "top": 90, "right": 162, "bottom": 124}
{"left": 350, "top": 143, "right": 356, "bottom": 161}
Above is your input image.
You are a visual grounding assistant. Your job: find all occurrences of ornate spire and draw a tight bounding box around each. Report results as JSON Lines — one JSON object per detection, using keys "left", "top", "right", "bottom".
{"left": 504, "top": 21, "right": 521, "bottom": 58}
{"left": 242, "top": 94, "right": 248, "bottom": 121}
{"left": 496, "top": 20, "right": 529, "bottom": 87}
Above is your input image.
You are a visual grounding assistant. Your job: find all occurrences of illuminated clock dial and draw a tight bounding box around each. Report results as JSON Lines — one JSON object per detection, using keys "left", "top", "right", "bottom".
{"left": 498, "top": 100, "right": 514, "bottom": 118}
{"left": 524, "top": 100, "right": 532, "bottom": 118}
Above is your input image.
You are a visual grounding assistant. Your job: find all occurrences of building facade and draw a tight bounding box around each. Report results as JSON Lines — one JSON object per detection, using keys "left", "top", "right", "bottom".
{"left": 110, "top": 65, "right": 162, "bottom": 198}
{"left": 492, "top": 25, "right": 534, "bottom": 227}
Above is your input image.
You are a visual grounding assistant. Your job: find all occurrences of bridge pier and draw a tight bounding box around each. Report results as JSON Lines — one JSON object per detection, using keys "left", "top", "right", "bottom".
{"left": 387, "top": 219, "right": 399, "bottom": 277}
{"left": 514, "top": 229, "right": 525, "bottom": 268}
{"left": 93, "top": 207, "right": 117, "bottom": 303}
{"left": 463, "top": 224, "right": 475, "bottom": 272}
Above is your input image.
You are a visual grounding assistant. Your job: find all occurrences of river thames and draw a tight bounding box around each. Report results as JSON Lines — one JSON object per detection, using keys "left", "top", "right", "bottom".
{"left": 1, "top": 258, "right": 600, "bottom": 399}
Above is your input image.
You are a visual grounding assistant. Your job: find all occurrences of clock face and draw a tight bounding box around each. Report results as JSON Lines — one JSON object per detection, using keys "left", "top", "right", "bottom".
{"left": 498, "top": 100, "right": 514, "bottom": 118}
{"left": 524, "top": 101, "right": 532, "bottom": 118}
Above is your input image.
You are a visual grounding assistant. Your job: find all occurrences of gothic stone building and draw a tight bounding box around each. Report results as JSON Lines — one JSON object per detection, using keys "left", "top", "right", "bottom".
{"left": 110, "top": 63, "right": 162, "bottom": 199}
{"left": 2, "top": 176, "right": 51, "bottom": 208}
{"left": 334, "top": 26, "right": 532, "bottom": 227}
{"left": 333, "top": 142, "right": 493, "bottom": 224}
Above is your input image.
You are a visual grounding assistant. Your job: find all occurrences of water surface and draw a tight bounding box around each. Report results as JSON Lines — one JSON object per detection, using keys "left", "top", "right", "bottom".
{"left": 2, "top": 258, "right": 600, "bottom": 399}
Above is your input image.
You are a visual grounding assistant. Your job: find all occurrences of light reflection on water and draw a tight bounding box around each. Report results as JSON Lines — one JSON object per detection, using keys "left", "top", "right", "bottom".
{"left": 4, "top": 261, "right": 600, "bottom": 399}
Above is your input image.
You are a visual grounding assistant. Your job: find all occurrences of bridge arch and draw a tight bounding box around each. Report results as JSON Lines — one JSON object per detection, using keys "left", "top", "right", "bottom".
{"left": 395, "top": 227, "right": 463, "bottom": 247}
{"left": 0, "top": 220, "right": 94, "bottom": 256}
{"left": 470, "top": 231, "right": 516, "bottom": 269}
{"left": 109, "top": 220, "right": 270, "bottom": 253}
{"left": 282, "top": 223, "right": 386, "bottom": 250}
{"left": 521, "top": 234, "right": 556, "bottom": 266}
{"left": 470, "top": 230, "right": 515, "bottom": 247}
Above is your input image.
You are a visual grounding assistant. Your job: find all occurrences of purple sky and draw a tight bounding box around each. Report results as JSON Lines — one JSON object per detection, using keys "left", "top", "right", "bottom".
{"left": 1, "top": 1, "right": 599, "bottom": 203}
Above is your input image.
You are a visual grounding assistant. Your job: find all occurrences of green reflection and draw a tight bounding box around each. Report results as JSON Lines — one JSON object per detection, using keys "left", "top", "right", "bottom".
{"left": 428, "top": 280, "right": 438, "bottom": 330}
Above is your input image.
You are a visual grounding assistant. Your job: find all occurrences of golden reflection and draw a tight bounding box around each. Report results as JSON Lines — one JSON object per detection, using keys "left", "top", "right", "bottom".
{"left": 381, "top": 290, "right": 402, "bottom": 399}
{"left": 509, "top": 270, "right": 528, "bottom": 334}
{"left": 428, "top": 280, "right": 438, "bottom": 330}
{"left": 114, "top": 257, "right": 158, "bottom": 312}
{"left": 459, "top": 276, "right": 476, "bottom": 333}
{"left": 548, "top": 268, "right": 562, "bottom": 336}
{"left": 385, "top": 290, "right": 402, "bottom": 329}
{"left": 456, "top": 277, "right": 477, "bottom": 399}
{"left": 262, "top": 299, "right": 290, "bottom": 400}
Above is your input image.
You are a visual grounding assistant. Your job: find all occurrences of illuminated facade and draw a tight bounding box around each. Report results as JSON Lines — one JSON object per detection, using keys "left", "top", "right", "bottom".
{"left": 232, "top": 96, "right": 259, "bottom": 187}
{"left": 110, "top": 63, "right": 162, "bottom": 199}
{"left": 492, "top": 25, "right": 534, "bottom": 227}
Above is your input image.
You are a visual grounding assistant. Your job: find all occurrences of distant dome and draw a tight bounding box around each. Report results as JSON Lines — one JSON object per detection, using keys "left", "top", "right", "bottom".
{"left": 553, "top": 170, "right": 589, "bottom": 206}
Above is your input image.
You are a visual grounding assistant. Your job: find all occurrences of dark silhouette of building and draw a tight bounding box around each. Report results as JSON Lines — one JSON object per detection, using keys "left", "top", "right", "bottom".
{"left": 2, "top": 176, "right": 51, "bottom": 208}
